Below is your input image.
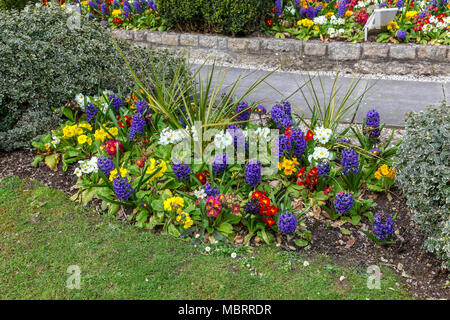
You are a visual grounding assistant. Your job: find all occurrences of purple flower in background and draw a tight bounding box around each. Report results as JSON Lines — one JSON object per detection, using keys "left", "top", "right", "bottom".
{"left": 282, "top": 101, "right": 291, "bottom": 116}
{"left": 379, "top": 2, "right": 387, "bottom": 7}
{"left": 254, "top": 105, "right": 266, "bottom": 115}
{"left": 373, "top": 212, "right": 395, "bottom": 241}
{"left": 365, "top": 109, "right": 380, "bottom": 128}
{"left": 98, "top": 156, "right": 115, "bottom": 176}
{"left": 317, "top": 160, "right": 330, "bottom": 179}
{"left": 109, "top": 94, "right": 123, "bottom": 113}
{"left": 244, "top": 199, "right": 261, "bottom": 215}
{"left": 341, "top": 148, "right": 359, "bottom": 175}
{"left": 245, "top": 159, "right": 262, "bottom": 187}
{"left": 235, "top": 101, "right": 251, "bottom": 122}
{"left": 278, "top": 134, "right": 291, "bottom": 157}
{"left": 172, "top": 160, "right": 191, "bottom": 182}
{"left": 278, "top": 211, "right": 297, "bottom": 234}
{"left": 290, "top": 128, "right": 306, "bottom": 157}
{"left": 113, "top": 177, "right": 134, "bottom": 201}
{"left": 133, "top": 0, "right": 141, "bottom": 14}
{"left": 418, "top": 11, "right": 426, "bottom": 18}
{"left": 129, "top": 114, "right": 145, "bottom": 141}
{"left": 88, "top": 1, "right": 98, "bottom": 10}
{"left": 113, "top": 0, "right": 120, "bottom": 8}
{"left": 123, "top": 1, "right": 132, "bottom": 19}
{"left": 338, "top": 1, "right": 346, "bottom": 18}
{"left": 396, "top": 0, "right": 403, "bottom": 8}
{"left": 147, "top": 1, "right": 157, "bottom": 10}
{"left": 212, "top": 153, "right": 228, "bottom": 175}
{"left": 100, "top": 3, "right": 107, "bottom": 15}
{"left": 136, "top": 100, "right": 149, "bottom": 115}
{"left": 204, "top": 183, "right": 219, "bottom": 197}
{"left": 397, "top": 30, "right": 407, "bottom": 40}
{"left": 271, "top": 104, "right": 292, "bottom": 129}
{"left": 334, "top": 192, "right": 354, "bottom": 214}
{"left": 275, "top": 0, "right": 282, "bottom": 17}
{"left": 86, "top": 103, "right": 98, "bottom": 124}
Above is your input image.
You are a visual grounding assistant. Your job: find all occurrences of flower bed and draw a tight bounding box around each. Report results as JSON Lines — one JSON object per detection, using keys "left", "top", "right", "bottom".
{"left": 30, "top": 63, "right": 402, "bottom": 248}
{"left": 46, "top": 0, "right": 449, "bottom": 44}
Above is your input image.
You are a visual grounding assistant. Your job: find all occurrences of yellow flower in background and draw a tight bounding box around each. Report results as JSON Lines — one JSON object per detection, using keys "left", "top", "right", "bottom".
{"left": 94, "top": 128, "right": 107, "bottom": 142}
{"left": 164, "top": 197, "right": 184, "bottom": 212}
{"left": 77, "top": 135, "right": 88, "bottom": 145}
{"left": 112, "top": 9, "right": 122, "bottom": 17}
{"left": 279, "top": 157, "right": 299, "bottom": 176}
{"left": 314, "top": 25, "right": 320, "bottom": 31}
{"left": 380, "top": 165, "right": 389, "bottom": 176}
{"left": 63, "top": 125, "right": 76, "bottom": 139}
{"left": 81, "top": 1, "right": 88, "bottom": 5}
{"left": 298, "top": 18, "right": 314, "bottom": 28}
{"left": 78, "top": 123, "right": 92, "bottom": 131}
{"left": 109, "top": 127, "right": 119, "bottom": 137}
{"left": 405, "top": 11, "right": 418, "bottom": 21}
{"left": 374, "top": 171, "right": 382, "bottom": 180}
{"left": 387, "top": 21, "right": 399, "bottom": 32}
{"left": 145, "top": 158, "right": 167, "bottom": 180}
{"left": 325, "top": 12, "right": 334, "bottom": 19}
{"left": 345, "top": 10, "right": 353, "bottom": 17}
{"left": 375, "top": 165, "right": 395, "bottom": 180}
{"left": 109, "top": 168, "right": 127, "bottom": 181}
{"left": 176, "top": 211, "right": 193, "bottom": 229}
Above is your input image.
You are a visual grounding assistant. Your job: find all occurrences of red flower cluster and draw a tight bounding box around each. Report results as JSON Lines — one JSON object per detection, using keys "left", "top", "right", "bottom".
{"left": 116, "top": 115, "right": 132, "bottom": 128}
{"left": 105, "top": 140, "right": 123, "bottom": 155}
{"left": 113, "top": 17, "right": 123, "bottom": 26}
{"left": 305, "top": 129, "right": 314, "bottom": 142}
{"left": 265, "top": 18, "right": 274, "bottom": 26}
{"left": 196, "top": 171, "right": 210, "bottom": 185}
{"left": 251, "top": 191, "right": 278, "bottom": 227}
{"left": 297, "top": 167, "right": 318, "bottom": 190}
{"left": 355, "top": 8, "right": 369, "bottom": 25}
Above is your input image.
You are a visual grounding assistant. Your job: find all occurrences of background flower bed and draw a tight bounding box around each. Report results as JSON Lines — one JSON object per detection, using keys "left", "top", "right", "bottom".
{"left": 39, "top": 0, "right": 450, "bottom": 45}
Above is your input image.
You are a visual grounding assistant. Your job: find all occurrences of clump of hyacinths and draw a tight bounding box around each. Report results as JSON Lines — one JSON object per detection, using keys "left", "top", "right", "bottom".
{"left": 172, "top": 160, "right": 191, "bottom": 183}
{"left": 278, "top": 211, "right": 298, "bottom": 235}
{"left": 334, "top": 192, "right": 354, "bottom": 216}
{"left": 373, "top": 212, "right": 395, "bottom": 242}
{"left": 245, "top": 159, "right": 262, "bottom": 188}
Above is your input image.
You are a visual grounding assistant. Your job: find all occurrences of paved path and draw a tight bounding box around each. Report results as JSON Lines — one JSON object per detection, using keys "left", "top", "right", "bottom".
{"left": 195, "top": 65, "right": 449, "bottom": 127}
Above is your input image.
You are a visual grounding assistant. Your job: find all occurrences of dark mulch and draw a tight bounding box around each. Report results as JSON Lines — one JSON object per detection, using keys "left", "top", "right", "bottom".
{"left": 0, "top": 149, "right": 448, "bottom": 299}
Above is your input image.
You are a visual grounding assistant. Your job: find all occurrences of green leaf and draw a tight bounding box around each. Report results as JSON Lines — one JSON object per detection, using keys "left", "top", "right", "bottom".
{"left": 351, "top": 215, "right": 361, "bottom": 226}
{"left": 216, "top": 222, "right": 233, "bottom": 235}
{"left": 341, "top": 228, "right": 351, "bottom": 235}
{"left": 151, "top": 199, "right": 164, "bottom": 212}
{"left": 44, "top": 154, "right": 59, "bottom": 170}
{"left": 168, "top": 223, "right": 181, "bottom": 237}
{"left": 31, "top": 156, "right": 44, "bottom": 167}
{"left": 294, "top": 239, "right": 309, "bottom": 247}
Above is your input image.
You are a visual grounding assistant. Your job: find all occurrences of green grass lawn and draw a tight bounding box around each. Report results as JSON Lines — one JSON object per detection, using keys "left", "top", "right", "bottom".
{"left": 0, "top": 176, "right": 411, "bottom": 300}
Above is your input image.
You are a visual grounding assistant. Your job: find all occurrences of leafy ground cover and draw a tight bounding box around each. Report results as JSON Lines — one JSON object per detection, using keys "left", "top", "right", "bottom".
{"left": 0, "top": 176, "right": 412, "bottom": 299}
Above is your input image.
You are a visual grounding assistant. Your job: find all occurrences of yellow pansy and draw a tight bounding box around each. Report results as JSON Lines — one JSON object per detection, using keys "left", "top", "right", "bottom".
{"left": 164, "top": 197, "right": 184, "bottom": 212}
{"left": 77, "top": 135, "right": 88, "bottom": 145}
{"left": 109, "top": 168, "right": 127, "bottom": 181}
{"left": 145, "top": 158, "right": 167, "bottom": 180}
{"left": 405, "top": 11, "right": 417, "bottom": 21}
{"left": 387, "top": 21, "right": 399, "bottom": 32}
{"left": 112, "top": 9, "right": 122, "bottom": 17}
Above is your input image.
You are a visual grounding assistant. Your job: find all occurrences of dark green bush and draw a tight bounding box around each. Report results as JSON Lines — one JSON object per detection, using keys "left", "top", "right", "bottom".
{"left": 0, "top": 4, "right": 185, "bottom": 151}
{"left": 202, "top": 0, "right": 272, "bottom": 35}
{"left": 0, "top": 0, "right": 40, "bottom": 10}
{"left": 394, "top": 101, "right": 450, "bottom": 269}
{"left": 155, "top": 0, "right": 271, "bottom": 35}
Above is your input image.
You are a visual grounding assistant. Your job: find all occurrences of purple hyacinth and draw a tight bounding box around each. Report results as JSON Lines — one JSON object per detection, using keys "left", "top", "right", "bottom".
{"left": 172, "top": 160, "right": 191, "bottom": 182}
{"left": 334, "top": 192, "right": 354, "bottom": 214}
{"left": 212, "top": 153, "right": 228, "bottom": 175}
{"left": 365, "top": 109, "right": 380, "bottom": 128}
{"left": 109, "top": 94, "right": 123, "bottom": 113}
{"left": 282, "top": 101, "right": 291, "bottom": 115}
{"left": 147, "top": 0, "right": 157, "bottom": 10}
{"left": 128, "top": 114, "right": 146, "bottom": 141}
{"left": 113, "top": 0, "right": 120, "bottom": 7}
{"left": 245, "top": 159, "right": 262, "bottom": 187}
{"left": 278, "top": 134, "right": 291, "bottom": 157}
{"left": 244, "top": 199, "right": 260, "bottom": 215}
{"left": 290, "top": 128, "right": 306, "bottom": 157}
{"left": 317, "top": 160, "right": 330, "bottom": 179}
{"left": 204, "top": 183, "right": 219, "bottom": 197}
{"left": 396, "top": 0, "right": 403, "bottom": 8}
{"left": 341, "top": 148, "right": 359, "bottom": 175}
{"left": 123, "top": 1, "right": 132, "bottom": 18}
{"left": 278, "top": 211, "right": 298, "bottom": 234}
{"left": 86, "top": 103, "right": 98, "bottom": 124}
{"left": 398, "top": 30, "right": 407, "bottom": 40}
{"left": 113, "top": 177, "right": 134, "bottom": 201}
{"left": 100, "top": 3, "right": 107, "bottom": 15}
{"left": 271, "top": 104, "right": 292, "bottom": 129}
{"left": 373, "top": 212, "right": 395, "bottom": 241}
{"left": 379, "top": 2, "right": 387, "bottom": 7}
{"left": 275, "top": 0, "right": 282, "bottom": 17}
{"left": 88, "top": 1, "right": 98, "bottom": 10}
{"left": 133, "top": 0, "right": 141, "bottom": 14}
{"left": 136, "top": 100, "right": 148, "bottom": 115}
{"left": 338, "top": 1, "right": 346, "bottom": 18}
{"left": 98, "top": 156, "right": 115, "bottom": 176}
{"left": 235, "top": 102, "right": 251, "bottom": 122}
{"left": 254, "top": 105, "right": 266, "bottom": 114}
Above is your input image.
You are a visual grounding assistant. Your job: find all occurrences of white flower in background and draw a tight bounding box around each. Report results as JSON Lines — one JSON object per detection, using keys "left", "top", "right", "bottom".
{"left": 308, "top": 146, "right": 332, "bottom": 163}
{"left": 231, "top": 252, "right": 237, "bottom": 259}
{"left": 189, "top": 126, "right": 199, "bottom": 142}
{"left": 242, "top": 129, "right": 249, "bottom": 139}
{"left": 214, "top": 131, "right": 233, "bottom": 149}
{"left": 303, "top": 261, "right": 309, "bottom": 267}
{"left": 222, "top": 131, "right": 233, "bottom": 147}
{"left": 338, "top": 28, "right": 345, "bottom": 36}
{"left": 74, "top": 167, "right": 82, "bottom": 178}
{"left": 327, "top": 27, "right": 337, "bottom": 38}
{"left": 337, "top": 18, "right": 345, "bottom": 25}
{"left": 158, "top": 127, "right": 185, "bottom": 145}
{"left": 194, "top": 188, "right": 207, "bottom": 200}
{"left": 51, "top": 136, "right": 61, "bottom": 148}
{"left": 74, "top": 93, "right": 90, "bottom": 110}
{"left": 195, "top": 234, "right": 200, "bottom": 239}
{"left": 422, "top": 23, "right": 432, "bottom": 33}
{"left": 205, "top": 246, "right": 211, "bottom": 253}
{"left": 313, "top": 15, "right": 327, "bottom": 25}
{"left": 77, "top": 157, "right": 98, "bottom": 174}
{"left": 255, "top": 127, "right": 271, "bottom": 141}
{"left": 314, "top": 126, "right": 333, "bottom": 144}
{"left": 430, "top": 16, "right": 437, "bottom": 24}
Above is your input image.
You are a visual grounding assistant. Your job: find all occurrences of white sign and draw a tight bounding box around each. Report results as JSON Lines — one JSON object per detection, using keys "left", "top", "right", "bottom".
{"left": 364, "top": 8, "right": 399, "bottom": 41}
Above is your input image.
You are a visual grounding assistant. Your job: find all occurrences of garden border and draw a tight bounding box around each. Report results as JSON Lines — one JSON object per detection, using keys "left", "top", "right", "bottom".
{"left": 112, "top": 30, "right": 450, "bottom": 77}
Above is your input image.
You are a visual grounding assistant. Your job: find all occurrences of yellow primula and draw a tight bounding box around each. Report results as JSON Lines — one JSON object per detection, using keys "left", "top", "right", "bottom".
{"left": 164, "top": 197, "right": 184, "bottom": 212}
{"left": 374, "top": 165, "right": 395, "bottom": 180}
{"left": 298, "top": 18, "right": 314, "bottom": 28}
{"left": 112, "top": 9, "right": 122, "bottom": 17}
{"left": 109, "top": 168, "right": 128, "bottom": 181}
{"left": 278, "top": 157, "right": 299, "bottom": 176}
{"left": 387, "top": 21, "right": 399, "bottom": 32}
{"left": 405, "top": 11, "right": 418, "bottom": 21}
{"left": 145, "top": 158, "right": 167, "bottom": 180}
{"left": 81, "top": 0, "right": 88, "bottom": 5}
{"left": 77, "top": 135, "right": 88, "bottom": 145}
{"left": 62, "top": 125, "right": 76, "bottom": 139}
{"left": 325, "top": 12, "right": 334, "bottom": 19}
{"left": 345, "top": 10, "right": 353, "bottom": 17}
{"left": 176, "top": 211, "right": 193, "bottom": 229}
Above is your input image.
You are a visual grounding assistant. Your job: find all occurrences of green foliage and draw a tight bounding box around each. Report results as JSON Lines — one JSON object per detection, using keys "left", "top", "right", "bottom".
{"left": 0, "top": 0, "right": 39, "bottom": 10}
{"left": 394, "top": 101, "right": 450, "bottom": 268}
{"left": 155, "top": 0, "right": 271, "bottom": 35}
{"left": 0, "top": 4, "right": 185, "bottom": 151}
{"left": 202, "top": 0, "right": 272, "bottom": 35}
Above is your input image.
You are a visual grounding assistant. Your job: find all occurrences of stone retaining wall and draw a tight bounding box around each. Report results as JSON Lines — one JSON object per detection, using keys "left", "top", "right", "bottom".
{"left": 112, "top": 29, "right": 450, "bottom": 76}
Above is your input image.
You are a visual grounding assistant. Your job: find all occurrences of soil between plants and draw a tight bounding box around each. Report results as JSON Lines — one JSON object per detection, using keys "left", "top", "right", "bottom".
{"left": 0, "top": 149, "right": 448, "bottom": 300}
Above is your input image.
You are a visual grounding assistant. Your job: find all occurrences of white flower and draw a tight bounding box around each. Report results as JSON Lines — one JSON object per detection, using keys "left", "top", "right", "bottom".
{"left": 303, "top": 261, "right": 309, "bottom": 267}
{"left": 214, "top": 132, "right": 225, "bottom": 149}
{"left": 222, "top": 132, "right": 233, "bottom": 147}
{"left": 205, "top": 246, "right": 211, "bottom": 253}
{"left": 308, "top": 146, "right": 332, "bottom": 163}
{"left": 231, "top": 252, "right": 237, "bottom": 259}
{"left": 194, "top": 189, "right": 207, "bottom": 200}
{"left": 313, "top": 15, "right": 327, "bottom": 25}
{"left": 74, "top": 168, "right": 82, "bottom": 178}
{"left": 314, "top": 127, "right": 332, "bottom": 144}
{"left": 327, "top": 27, "right": 337, "bottom": 38}
{"left": 195, "top": 234, "right": 200, "bottom": 239}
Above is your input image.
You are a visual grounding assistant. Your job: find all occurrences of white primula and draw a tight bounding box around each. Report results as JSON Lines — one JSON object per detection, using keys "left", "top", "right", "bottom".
{"left": 314, "top": 126, "right": 332, "bottom": 144}
{"left": 222, "top": 131, "right": 233, "bottom": 147}
{"left": 313, "top": 15, "right": 327, "bottom": 25}
{"left": 74, "top": 93, "right": 90, "bottom": 110}
{"left": 194, "top": 189, "right": 207, "bottom": 200}
{"left": 327, "top": 27, "right": 337, "bottom": 38}
{"left": 159, "top": 127, "right": 185, "bottom": 145}
{"left": 51, "top": 136, "right": 61, "bottom": 148}
{"left": 77, "top": 157, "right": 98, "bottom": 175}
{"left": 74, "top": 168, "right": 82, "bottom": 178}
{"left": 308, "top": 146, "right": 332, "bottom": 163}
{"left": 214, "top": 131, "right": 233, "bottom": 149}
{"left": 255, "top": 127, "right": 271, "bottom": 141}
